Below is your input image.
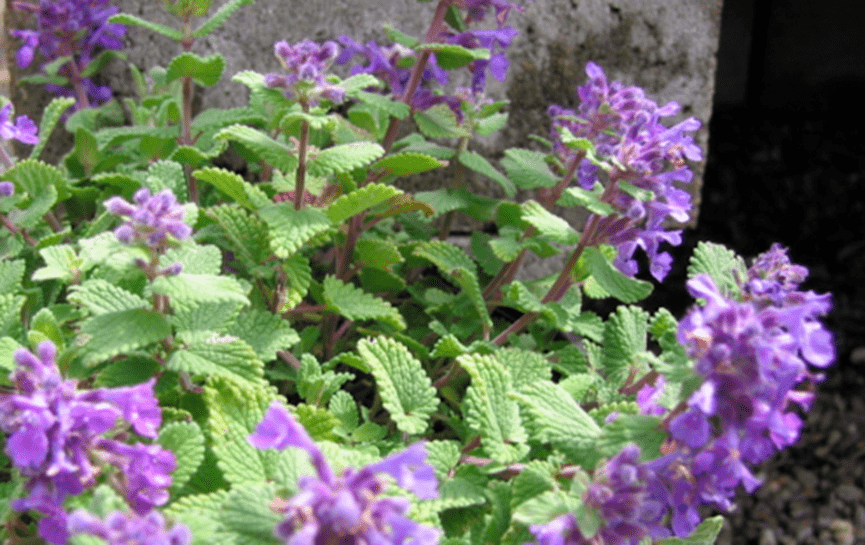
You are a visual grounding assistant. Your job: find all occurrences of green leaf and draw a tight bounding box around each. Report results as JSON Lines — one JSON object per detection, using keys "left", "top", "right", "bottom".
{"left": 596, "top": 414, "right": 666, "bottom": 460}
{"left": 421, "top": 43, "right": 491, "bottom": 69}
{"left": 171, "top": 300, "right": 243, "bottom": 334}
{"left": 29, "top": 97, "right": 76, "bottom": 160}
{"left": 3, "top": 159, "right": 69, "bottom": 203}
{"left": 325, "top": 183, "right": 402, "bottom": 224}
{"left": 658, "top": 516, "right": 725, "bottom": 545}
{"left": 583, "top": 246, "right": 652, "bottom": 303}
{"left": 414, "top": 477, "right": 488, "bottom": 521}
{"left": 350, "top": 90, "right": 410, "bottom": 119}
{"left": 329, "top": 390, "right": 359, "bottom": 431}
{"left": 520, "top": 200, "right": 579, "bottom": 244}
{"left": 294, "top": 403, "right": 341, "bottom": 441}
{"left": 67, "top": 279, "right": 149, "bottom": 315}
{"left": 143, "top": 160, "right": 187, "bottom": 200}
{"left": 204, "top": 377, "right": 312, "bottom": 486}
{"left": 94, "top": 356, "right": 161, "bottom": 388}
{"left": 602, "top": 306, "right": 650, "bottom": 383}
{"left": 158, "top": 421, "right": 206, "bottom": 492}
{"left": 307, "top": 142, "right": 385, "bottom": 177}
{"left": 337, "top": 73, "right": 381, "bottom": 94}
{"left": 497, "top": 348, "right": 552, "bottom": 388}
{"left": 226, "top": 308, "right": 299, "bottom": 362}
{"left": 424, "top": 440, "right": 461, "bottom": 481}
{"left": 357, "top": 337, "right": 438, "bottom": 435}
{"left": 168, "top": 332, "right": 264, "bottom": 385}
{"left": 687, "top": 241, "right": 746, "bottom": 299}
{"left": 31, "top": 245, "right": 81, "bottom": 282}
{"left": 208, "top": 205, "right": 271, "bottom": 264}
{"left": 511, "top": 460, "right": 557, "bottom": 507}
{"left": 415, "top": 188, "right": 499, "bottom": 220}
{"left": 10, "top": 184, "right": 57, "bottom": 229}
{"left": 77, "top": 310, "right": 172, "bottom": 366}
{"left": 195, "top": 168, "right": 272, "bottom": 210}
{"left": 192, "top": 107, "right": 265, "bottom": 133}
{"left": 162, "top": 244, "right": 222, "bottom": 275}
{"left": 414, "top": 104, "right": 471, "bottom": 139}
{"left": 163, "top": 490, "right": 232, "bottom": 545}
{"left": 512, "top": 381, "right": 601, "bottom": 456}
{"left": 221, "top": 483, "right": 284, "bottom": 545}
{"left": 281, "top": 254, "right": 312, "bottom": 311}
{"left": 373, "top": 152, "right": 445, "bottom": 176}
{"left": 557, "top": 183, "right": 616, "bottom": 216}
{"left": 0, "top": 295, "right": 26, "bottom": 339}
{"left": 80, "top": 50, "right": 126, "bottom": 78}
{"left": 258, "top": 203, "right": 332, "bottom": 259}
{"left": 0, "top": 260, "right": 25, "bottom": 295}
{"left": 500, "top": 149, "right": 559, "bottom": 190}
{"left": 459, "top": 353, "right": 528, "bottom": 463}
{"left": 322, "top": 276, "right": 406, "bottom": 330}
{"left": 459, "top": 150, "right": 515, "bottom": 197}
{"left": 193, "top": 0, "right": 254, "bottom": 37}
{"left": 28, "top": 308, "right": 62, "bottom": 348}
{"left": 355, "top": 239, "right": 403, "bottom": 270}
{"left": 108, "top": 13, "right": 184, "bottom": 41}
{"left": 152, "top": 273, "right": 250, "bottom": 306}
{"left": 215, "top": 125, "right": 299, "bottom": 174}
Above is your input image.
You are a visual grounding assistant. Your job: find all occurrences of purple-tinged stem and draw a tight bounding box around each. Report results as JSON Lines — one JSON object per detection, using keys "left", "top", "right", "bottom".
{"left": 295, "top": 102, "right": 311, "bottom": 211}
{"left": 0, "top": 214, "right": 37, "bottom": 245}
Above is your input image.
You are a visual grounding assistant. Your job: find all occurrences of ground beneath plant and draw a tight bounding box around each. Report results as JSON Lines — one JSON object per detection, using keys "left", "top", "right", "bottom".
{"left": 653, "top": 104, "right": 865, "bottom": 545}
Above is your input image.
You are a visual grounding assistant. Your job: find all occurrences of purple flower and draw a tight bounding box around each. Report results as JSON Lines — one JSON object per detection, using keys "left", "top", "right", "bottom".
{"left": 0, "top": 181, "right": 15, "bottom": 196}
{"left": 548, "top": 62, "right": 702, "bottom": 281}
{"left": 457, "top": 0, "right": 526, "bottom": 26}
{"left": 265, "top": 39, "right": 346, "bottom": 105}
{"left": 0, "top": 341, "right": 174, "bottom": 544}
{"left": 68, "top": 509, "right": 191, "bottom": 545}
{"left": 0, "top": 103, "right": 39, "bottom": 145}
{"left": 249, "top": 402, "right": 441, "bottom": 545}
{"left": 104, "top": 188, "right": 191, "bottom": 249}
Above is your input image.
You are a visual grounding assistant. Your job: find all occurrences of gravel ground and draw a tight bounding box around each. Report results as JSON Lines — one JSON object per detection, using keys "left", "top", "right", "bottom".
{"left": 677, "top": 105, "right": 865, "bottom": 545}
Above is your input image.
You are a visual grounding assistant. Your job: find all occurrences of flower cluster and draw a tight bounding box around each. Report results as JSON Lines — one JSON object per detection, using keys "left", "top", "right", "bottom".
{"left": 549, "top": 62, "right": 702, "bottom": 281}
{"left": 0, "top": 341, "right": 175, "bottom": 544}
{"left": 11, "top": 0, "right": 126, "bottom": 107}
{"left": 0, "top": 103, "right": 40, "bottom": 145}
{"left": 104, "top": 188, "right": 192, "bottom": 249}
{"left": 248, "top": 402, "right": 442, "bottom": 545}
{"left": 68, "top": 509, "right": 191, "bottom": 545}
{"left": 265, "top": 40, "right": 346, "bottom": 106}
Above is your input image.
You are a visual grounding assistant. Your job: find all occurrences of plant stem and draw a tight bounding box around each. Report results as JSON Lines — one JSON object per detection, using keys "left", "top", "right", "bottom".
{"left": 0, "top": 214, "right": 37, "bottom": 245}
{"left": 295, "top": 102, "right": 311, "bottom": 210}
{"left": 0, "top": 143, "right": 16, "bottom": 169}
{"left": 437, "top": 136, "right": 470, "bottom": 240}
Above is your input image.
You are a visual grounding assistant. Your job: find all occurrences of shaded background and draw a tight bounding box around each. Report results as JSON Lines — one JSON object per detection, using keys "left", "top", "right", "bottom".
{"left": 661, "top": 0, "right": 865, "bottom": 542}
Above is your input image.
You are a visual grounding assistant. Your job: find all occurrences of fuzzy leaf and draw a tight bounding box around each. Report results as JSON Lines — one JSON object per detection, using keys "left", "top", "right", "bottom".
{"left": 168, "top": 332, "right": 264, "bottom": 385}
{"left": 67, "top": 279, "right": 149, "bottom": 315}
{"left": 557, "top": 184, "right": 616, "bottom": 216}
{"left": 307, "top": 142, "right": 385, "bottom": 177}
{"left": 259, "top": 203, "right": 332, "bottom": 259}
{"left": 355, "top": 239, "right": 403, "bottom": 270}
{"left": 658, "top": 516, "right": 725, "bottom": 545}
{"left": 687, "top": 241, "right": 746, "bottom": 299}
{"left": 226, "top": 308, "right": 299, "bottom": 362}
{"left": 0, "top": 260, "right": 25, "bottom": 295}
{"left": 158, "top": 421, "right": 206, "bottom": 492}
{"left": 163, "top": 490, "right": 232, "bottom": 545}
{"left": 108, "top": 13, "right": 183, "bottom": 40}
{"left": 351, "top": 90, "right": 410, "bottom": 119}
{"left": 0, "top": 295, "right": 25, "bottom": 339}
{"left": 166, "top": 52, "right": 225, "bottom": 87}
{"left": 221, "top": 483, "right": 284, "bottom": 545}
{"left": 459, "top": 150, "right": 515, "bottom": 197}
{"left": 357, "top": 337, "right": 438, "bottom": 435}
{"left": 497, "top": 348, "right": 551, "bottom": 388}
{"left": 373, "top": 152, "right": 445, "bottom": 176}
{"left": 193, "top": 0, "right": 254, "bottom": 37}
{"left": 77, "top": 310, "right": 172, "bottom": 366}
{"left": 511, "top": 460, "right": 557, "bottom": 507}
{"left": 151, "top": 273, "right": 250, "bottom": 306}
{"left": 143, "top": 160, "right": 187, "bottom": 200}
{"left": 281, "top": 254, "right": 312, "bottom": 311}
{"left": 584, "top": 246, "right": 652, "bottom": 303}
{"left": 421, "top": 43, "right": 490, "bottom": 69}
{"left": 602, "top": 306, "right": 650, "bottom": 384}
{"left": 161, "top": 244, "right": 222, "bottom": 275}
{"left": 596, "top": 414, "right": 666, "bottom": 459}
{"left": 3, "top": 159, "right": 69, "bottom": 203}
{"left": 194, "top": 167, "right": 272, "bottom": 210}
{"left": 500, "top": 149, "right": 558, "bottom": 190}
{"left": 325, "top": 183, "right": 402, "bottom": 224}
{"left": 459, "top": 353, "right": 528, "bottom": 463}
{"left": 414, "top": 104, "right": 470, "bottom": 139}
{"left": 208, "top": 204, "right": 271, "bottom": 264}
{"left": 29, "top": 97, "right": 76, "bottom": 160}
{"left": 520, "top": 200, "right": 579, "bottom": 245}
{"left": 322, "top": 276, "right": 405, "bottom": 330}
{"left": 192, "top": 107, "right": 265, "bottom": 133}
{"left": 215, "top": 125, "right": 298, "bottom": 174}
{"left": 512, "top": 381, "right": 601, "bottom": 458}
{"left": 294, "top": 403, "right": 341, "bottom": 441}
{"left": 94, "top": 356, "right": 161, "bottom": 388}
{"left": 329, "top": 390, "right": 359, "bottom": 432}
{"left": 171, "top": 300, "right": 244, "bottom": 334}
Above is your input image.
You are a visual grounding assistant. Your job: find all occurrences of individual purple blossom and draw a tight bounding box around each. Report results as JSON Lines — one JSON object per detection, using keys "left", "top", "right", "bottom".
{"left": 457, "top": 0, "right": 526, "bottom": 26}
{"left": 635, "top": 375, "right": 666, "bottom": 416}
{"left": 0, "top": 103, "right": 40, "bottom": 144}
{"left": 67, "top": 509, "right": 191, "bottom": 545}
{"left": 11, "top": 0, "right": 126, "bottom": 107}
{"left": 249, "top": 401, "right": 441, "bottom": 545}
{"left": 446, "top": 26, "right": 519, "bottom": 93}
{"left": 265, "top": 39, "right": 346, "bottom": 105}
{"left": 104, "top": 188, "right": 192, "bottom": 249}
{"left": 0, "top": 341, "right": 174, "bottom": 544}
{"left": 0, "top": 181, "right": 15, "bottom": 196}
{"left": 548, "top": 62, "right": 702, "bottom": 281}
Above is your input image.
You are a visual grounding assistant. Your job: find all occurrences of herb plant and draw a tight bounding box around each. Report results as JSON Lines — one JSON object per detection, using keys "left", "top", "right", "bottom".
{"left": 1, "top": 0, "right": 835, "bottom": 544}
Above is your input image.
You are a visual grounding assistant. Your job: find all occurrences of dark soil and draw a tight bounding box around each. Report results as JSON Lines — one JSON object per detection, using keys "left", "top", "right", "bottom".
{"left": 668, "top": 104, "right": 865, "bottom": 545}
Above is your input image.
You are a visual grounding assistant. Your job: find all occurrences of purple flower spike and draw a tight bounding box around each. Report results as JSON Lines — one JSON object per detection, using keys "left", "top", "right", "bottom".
{"left": 68, "top": 509, "right": 191, "bottom": 545}
{"left": 0, "top": 103, "right": 39, "bottom": 145}
{"left": 105, "top": 188, "right": 191, "bottom": 249}
{"left": 249, "top": 402, "right": 441, "bottom": 545}
{"left": 0, "top": 181, "right": 15, "bottom": 196}
{"left": 0, "top": 341, "right": 174, "bottom": 544}
{"left": 265, "top": 39, "right": 346, "bottom": 106}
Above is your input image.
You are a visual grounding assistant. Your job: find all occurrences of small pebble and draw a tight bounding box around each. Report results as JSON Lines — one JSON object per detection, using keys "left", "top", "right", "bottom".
{"left": 828, "top": 519, "right": 854, "bottom": 545}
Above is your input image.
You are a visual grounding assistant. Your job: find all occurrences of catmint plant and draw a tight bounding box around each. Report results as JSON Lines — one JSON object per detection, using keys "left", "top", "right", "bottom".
{"left": 0, "top": 0, "right": 835, "bottom": 543}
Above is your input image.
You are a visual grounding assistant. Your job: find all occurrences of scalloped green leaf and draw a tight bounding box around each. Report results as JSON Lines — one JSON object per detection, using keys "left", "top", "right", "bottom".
{"left": 658, "top": 516, "right": 725, "bottom": 545}
{"left": 357, "top": 337, "right": 438, "bottom": 435}
{"left": 94, "top": 356, "right": 161, "bottom": 388}
{"left": 169, "top": 332, "right": 264, "bottom": 385}
{"left": 192, "top": 107, "right": 265, "bottom": 133}
{"left": 459, "top": 150, "right": 515, "bottom": 197}
{"left": 459, "top": 353, "right": 528, "bottom": 463}
{"left": 162, "top": 490, "right": 232, "bottom": 545}
{"left": 215, "top": 125, "right": 298, "bottom": 174}
{"left": 195, "top": 167, "right": 272, "bottom": 210}
{"left": 108, "top": 13, "right": 183, "bottom": 40}
{"left": 373, "top": 152, "right": 445, "bottom": 176}
{"left": 151, "top": 273, "right": 250, "bottom": 306}
{"left": 77, "top": 309, "right": 172, "bottom": 366}
{"left": 258, "top": 203, "right": 332, "bottom": 259}
{"left": 584, "top": 246, "right": 652, "bottom": 303}
{"left": 67, "top": 279, "right": 149, "bottom": 315}
{"left": 413, "top": 477, "right": 488, "bottom": 521}
{"left": 161, "top": 244, "right": 222, "bottom": 275}
{"left": 687, "top": 241, "right": 747, "bottom": 299}
{"left": 0, "top": 295, "right": 26, "bottom": 339}
{"left": 142, "top": 160, "right": 187, "bottom": 200}
{"left": 226, "top": 308, "right": 299, "bottom": 362}
{"left": 208, "top": 204, "right": 271, "bottom": 264}
{"left": 158, "top": 421, "right": 206, "bottom": 492}
{"left": 3, "top": 159, "right": 69, "bottom": 202}
{"left": 221, "top": 483, "right": 285, "bottom": 545}
{"left": 520, "top": 200, "right": 579, "bottom": 245}
{"left": 171, "top": 300, "right": 244, "bottom": 334}
{"left": 325, "top": 183, "right": 402, "bottom": 224}
{"left": 421, "top": 42, "right": 491, "bottom": 69}
{"left": 166, "top": 52, "right": 225, "bottom": 87}
{"left": 322, "top": 276, "right": 405, "bottom": 330}
{"left": 0, "top": 260, "right": 25, "bottom": 295}
{"left": 10, "top": 183, "right": 58, "bottom": 229}
{"left": 602, "top": 306, "right": 650, "bottom": 385}
{"left": 356, "top": 238, "right": 403, "bottom": 270}
{"left": 193, "top": 0, "right": 254, "bottom": 37}
{"left": 557, "top": 184, "right": 616, "bottom": 215}
{"left": 307, "top": 142, "right": 385, "bottom": 177}
{"left": 497, "top": 347, "right": 552, "bottom": 389}
{"left": 414, "top": 104, "right": 471, "bottom": 139}
{"left": 512, "top": 381, "right": 601, "bottom": 457}
{"left": 350, "top": 90, "right": 410, "bottom": 119}
{"left": 500, "top": 149, "right": 559, "bottom": 190}
{"left": 32, "top": 245, "right": 84, "bottom": 282}
{"left": 29, "top": 97, "right": 76, "bottom": 160}
{"left": 281, "top": 254, "right": 312, "bottom": 311}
